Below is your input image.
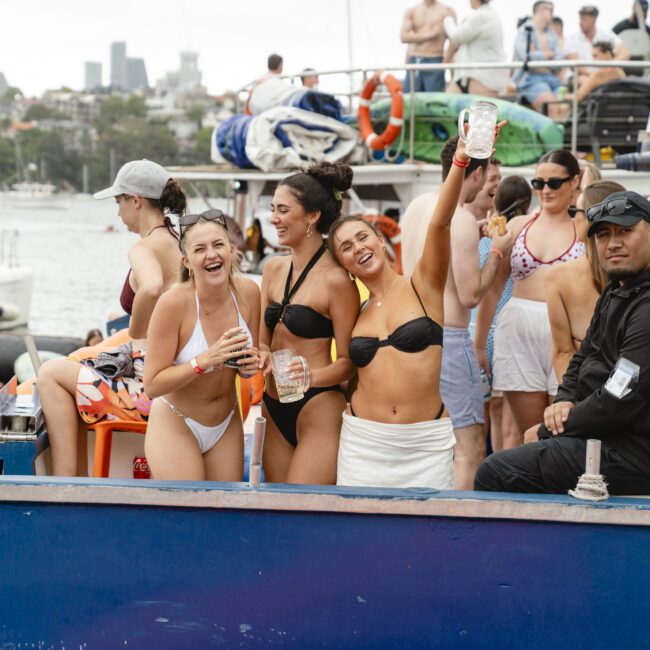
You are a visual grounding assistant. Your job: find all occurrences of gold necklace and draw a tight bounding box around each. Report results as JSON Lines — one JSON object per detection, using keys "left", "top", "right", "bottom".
{"left": 369, "top": 277, "right": 400, "bottom": 308}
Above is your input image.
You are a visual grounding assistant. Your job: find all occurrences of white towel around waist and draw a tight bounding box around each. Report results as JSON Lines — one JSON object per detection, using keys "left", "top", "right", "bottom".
{"left": 337, "top": 412, "right": 455, "bottom": 489}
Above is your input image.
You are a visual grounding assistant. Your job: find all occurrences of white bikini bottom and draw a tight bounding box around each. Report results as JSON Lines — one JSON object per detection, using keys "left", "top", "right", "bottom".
{"left": 160, "top": 396, "right": 235, "bottom": 454}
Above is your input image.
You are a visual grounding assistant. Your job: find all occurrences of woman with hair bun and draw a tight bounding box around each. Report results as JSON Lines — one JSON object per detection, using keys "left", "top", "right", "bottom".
{"left": 260, "top": 161, "right": 359, "bottom": 484}
{"left": 38, "top": 159, "right": 187, "bottom": 476}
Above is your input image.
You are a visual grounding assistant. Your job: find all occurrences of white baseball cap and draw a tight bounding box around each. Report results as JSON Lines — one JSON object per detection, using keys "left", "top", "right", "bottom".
{"left": 93, "top": 159, "right": 171, "bottom": 200}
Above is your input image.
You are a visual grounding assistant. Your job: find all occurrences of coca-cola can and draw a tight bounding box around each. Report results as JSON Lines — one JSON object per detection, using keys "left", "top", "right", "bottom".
{"left": 133, "top": 456, "right": 151, "bottom": 479}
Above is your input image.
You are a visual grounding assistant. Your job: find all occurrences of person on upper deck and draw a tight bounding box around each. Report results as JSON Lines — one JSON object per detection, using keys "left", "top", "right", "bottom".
{"left": 38, "top": 160, "right": 187, "bottom": 476}
{"left": 513, "top": 1, "right": 564, "bottom": 120}
{"left": 551, "top": 16, "right": 565, "bottom": 51}
{"left": 479, "top": 150, "right": 584, "bottom": 447}
{"left": 247, "top": 53, "right": 294, "bottom": 115}
{"left": 259, "top": 163, "right": 359, "bottom": 485}
{"left": 331, "top": 126, "right": 507, "bottom": 491}
{"left": 566, "top": 41, "right": 627, "bottom": 104}
{"left": 443, "top": 0, "right": 510, "bottom": 97}
{"left": 476, "top": 191, "right": 650, "bottom": 495}
{"left": 564, "top": 6, "right": 629, "bottom": 86}
{"left": 401, "top": 0, "right": 456, "bottom": 93}
{"left": 545, "top": 180, "right": 625, "bottom": 386}
{"left": 143, "top": 211, "right": 260, "bottom": 481}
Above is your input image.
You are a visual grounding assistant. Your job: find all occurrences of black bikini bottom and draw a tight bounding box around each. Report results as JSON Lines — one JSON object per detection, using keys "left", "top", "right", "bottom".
{"left": 263, "top": 385, "right": 345, "bottom": 447}
{"left": 350, "top": 401, "right": 445, "bottom": 420}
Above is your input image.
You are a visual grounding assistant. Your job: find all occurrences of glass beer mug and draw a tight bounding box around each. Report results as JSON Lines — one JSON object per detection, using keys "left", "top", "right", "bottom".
{"left": 457, "top": 101, "right": 498, "bottom": 159}
{"left": 271, "top": 348, "right": 310, "bottom": 403}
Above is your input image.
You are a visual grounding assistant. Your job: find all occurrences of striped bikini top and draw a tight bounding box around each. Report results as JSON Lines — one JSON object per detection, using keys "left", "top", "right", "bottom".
{"left": 510, "top": 214, "right": 585, "bottom": 282}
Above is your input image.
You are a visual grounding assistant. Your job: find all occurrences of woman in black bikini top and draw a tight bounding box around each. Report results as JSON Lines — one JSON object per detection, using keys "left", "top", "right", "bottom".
{"left": 259, "top": 161, "right": 359, "bottom": 485}
{"left": 327, "top": 132, "right": 500, "bottom": 489}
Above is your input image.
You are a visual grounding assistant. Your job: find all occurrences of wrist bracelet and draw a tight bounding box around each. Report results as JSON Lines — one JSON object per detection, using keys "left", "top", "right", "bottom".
{"left": 490, "top": 247, "right": 503, "bottom": 259}
{"left": 190, "top": 357, "right": 205, "bottom": 374}
{"left": 453, "top": 156, "right": 470, "bottom": 168}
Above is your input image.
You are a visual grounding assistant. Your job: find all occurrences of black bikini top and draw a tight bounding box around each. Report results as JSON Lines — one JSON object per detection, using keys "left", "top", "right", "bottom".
{"left": 264, "top": 243, "right": 334, "bottom": 340}
{"left": 349, "top": 279, "right": 443, "bottom": 368}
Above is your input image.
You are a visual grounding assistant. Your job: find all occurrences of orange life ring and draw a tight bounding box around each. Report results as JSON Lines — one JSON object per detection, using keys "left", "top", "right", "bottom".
{"left": 361, "top": 215, "right": 403, "bottom": 275}
{"left": 358, "top": 72, "right": 404, "bottom": 151}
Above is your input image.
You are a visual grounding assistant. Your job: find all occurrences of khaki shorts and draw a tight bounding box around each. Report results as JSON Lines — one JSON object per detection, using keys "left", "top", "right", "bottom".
{"left": 492, "top": 298, "right": 558, "bottom": 395}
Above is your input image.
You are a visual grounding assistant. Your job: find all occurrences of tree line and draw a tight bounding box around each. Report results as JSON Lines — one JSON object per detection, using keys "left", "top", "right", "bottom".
{"left": 0, "top": 91, "right": 214, "bottom": 192}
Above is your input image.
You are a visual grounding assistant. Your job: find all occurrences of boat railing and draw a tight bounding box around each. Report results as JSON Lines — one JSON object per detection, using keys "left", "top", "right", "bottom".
{"left": 0, "top": 230, "right": 20, "bottom": 269}
{"left": 235, "top": 59, "right": 650, "bottom": 160}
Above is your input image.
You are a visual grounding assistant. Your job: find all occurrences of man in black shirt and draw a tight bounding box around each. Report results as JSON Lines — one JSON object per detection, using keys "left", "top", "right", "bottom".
{"left": 475, "top": 191, "right": 650, "bottom": 494}
{"left": 613, "top": 0, "right": 650, "bottom": 34}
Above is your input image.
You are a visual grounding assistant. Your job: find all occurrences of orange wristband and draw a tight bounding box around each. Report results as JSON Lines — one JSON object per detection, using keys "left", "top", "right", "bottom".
{"left": 491, "top": 247, "right": 503, "bottom": 259}
{"left": 453, "top": 156, "right": 470, "bottom": 168}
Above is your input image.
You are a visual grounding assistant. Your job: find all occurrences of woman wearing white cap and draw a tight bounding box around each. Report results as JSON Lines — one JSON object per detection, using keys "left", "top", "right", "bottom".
{"left": 37, "top": 159, "right": 187, "bottom": 476}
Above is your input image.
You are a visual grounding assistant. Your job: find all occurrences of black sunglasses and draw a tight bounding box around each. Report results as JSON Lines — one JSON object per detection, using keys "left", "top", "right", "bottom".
{"left": 586, "top": 197, "right": 632, "bottom": 223}
{"left": 531, "top": 176, "right": 573, "bottom": 191}
{"left": 179, "top": 209, "right": 228, "bottom": 237}
{"left": 567, "top": 206, "right": 585, "bottom": 219}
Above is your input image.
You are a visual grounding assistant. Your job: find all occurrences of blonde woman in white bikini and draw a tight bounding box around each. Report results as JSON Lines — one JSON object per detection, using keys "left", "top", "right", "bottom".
{"left": 144, "top": 211, "right": 260, "bottom": 481}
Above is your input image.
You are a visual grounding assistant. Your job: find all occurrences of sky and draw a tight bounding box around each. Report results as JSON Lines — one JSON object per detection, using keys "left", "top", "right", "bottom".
{"left": 1, "top": 0, "right": 627, "bottom": 98}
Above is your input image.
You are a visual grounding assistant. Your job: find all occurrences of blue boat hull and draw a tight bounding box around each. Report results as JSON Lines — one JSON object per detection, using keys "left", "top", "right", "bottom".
{"left": 0, "top": 478, "right": 649, "bottom": 648}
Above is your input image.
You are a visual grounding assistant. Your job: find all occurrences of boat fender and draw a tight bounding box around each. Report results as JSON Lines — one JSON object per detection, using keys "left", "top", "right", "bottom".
{"left": 358, "top": 72, "right": 404, "bottom": 151}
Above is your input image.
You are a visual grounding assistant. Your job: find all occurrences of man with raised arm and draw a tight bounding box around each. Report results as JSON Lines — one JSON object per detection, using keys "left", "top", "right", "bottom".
{"left": 401, "top": 138, "right": 513, "bottom": 490}
{"left": 476, "top": 192, "right": 650, "bottom": 495}
{"left": 401, "top": 0, "right": 456, "bottom": 93}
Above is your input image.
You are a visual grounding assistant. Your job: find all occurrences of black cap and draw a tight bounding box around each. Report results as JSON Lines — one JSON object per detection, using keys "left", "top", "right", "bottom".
{"left": 587, "top": 190, "right": 650, "bottom": 237}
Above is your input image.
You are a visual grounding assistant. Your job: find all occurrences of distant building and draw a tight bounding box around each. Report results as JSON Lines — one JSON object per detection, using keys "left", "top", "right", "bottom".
{"left": 126, "top": 57, "right": 149, "bottom": 91}
{"left": 156, "top": 51, "right": 206, "bottom": 97}
{"left": 110, "top": 42, "right": 127, "bottom": 89}
{"left": 84, "top": 62, "right": 102, "bottom": 92}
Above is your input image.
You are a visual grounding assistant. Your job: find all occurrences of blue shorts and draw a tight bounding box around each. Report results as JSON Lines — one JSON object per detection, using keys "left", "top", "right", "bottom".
{"left": 440, "top": 327, "right": 484, "bottom": 429}
{"left": 517, "top": 72, "right": 562, "bottom": 105}
{"left": 403, "top": 56, "right": 445, "bottom": 93}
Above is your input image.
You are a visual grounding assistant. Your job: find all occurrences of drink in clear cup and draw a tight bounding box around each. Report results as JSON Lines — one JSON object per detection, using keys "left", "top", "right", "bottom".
{"left": 271, "top": 348, "right": 309, "bottom": 403}
{"left": 457, "top": 101, "right": 498, "bottom": 159}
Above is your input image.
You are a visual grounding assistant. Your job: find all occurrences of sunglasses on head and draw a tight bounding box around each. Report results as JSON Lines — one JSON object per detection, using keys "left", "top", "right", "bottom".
{"left": 531, "top": 176, "right": 573, "bottom": 191}
{"left": 586, "top": 197, "right": 634, "bottom": 223}
{"left": 179, "top": 209, "right": 228, "bottom": 237}
{"left": 567, "top": 206, "right": 585, "bottom": 219}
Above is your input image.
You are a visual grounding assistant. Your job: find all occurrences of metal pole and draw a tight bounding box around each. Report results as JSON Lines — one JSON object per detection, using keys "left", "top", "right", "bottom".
{"left": 23, "top": 335, "right": 42, "bottom": 375}
{"left": 249, "top": 416, "right": 266, "bottom": 488}
{"left": 585, "top": 439, "right": 601, "bottom": 475}
{"left": 408, "top": 71, "right": 415, "bottom": 163}
{"left": 346, "top": 0, "right": 354, "bottom": 114}
{"left": 570, "top": 63, "right": 579, "bottom": 155}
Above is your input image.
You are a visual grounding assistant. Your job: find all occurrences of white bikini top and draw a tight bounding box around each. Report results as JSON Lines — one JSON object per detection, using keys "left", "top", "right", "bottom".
{"left": 174, "top": 290, "right": 253, "bottom": 368}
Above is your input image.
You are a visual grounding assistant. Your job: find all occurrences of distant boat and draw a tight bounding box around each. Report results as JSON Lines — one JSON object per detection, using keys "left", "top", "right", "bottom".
{"left": 7, "top": 181, "right": 70, "bottom": 209}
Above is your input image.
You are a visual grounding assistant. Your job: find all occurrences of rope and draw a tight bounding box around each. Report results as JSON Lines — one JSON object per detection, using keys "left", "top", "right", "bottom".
{"left": 568, "top": 473, "right": 610, "bottom": 502}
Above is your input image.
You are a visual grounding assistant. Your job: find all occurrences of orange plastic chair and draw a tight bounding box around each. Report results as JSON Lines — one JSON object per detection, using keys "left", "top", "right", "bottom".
{"left": 91, "top": 374, "right": 259, "bottom": 478}
{"left": 90, "top": 419, "right": 147, "bottom": 478}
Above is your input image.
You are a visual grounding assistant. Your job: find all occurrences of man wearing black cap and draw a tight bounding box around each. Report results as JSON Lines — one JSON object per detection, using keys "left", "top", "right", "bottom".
{"left": 475, "top": 191, "right": 650, "bottom": 494}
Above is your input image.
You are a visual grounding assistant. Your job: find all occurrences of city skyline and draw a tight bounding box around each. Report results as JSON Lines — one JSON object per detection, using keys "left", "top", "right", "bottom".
{"left": 1, "top": 0, "right": 626, "bottom": 97}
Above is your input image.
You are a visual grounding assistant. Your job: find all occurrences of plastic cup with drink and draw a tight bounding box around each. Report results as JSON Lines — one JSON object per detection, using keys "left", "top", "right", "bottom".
{"left": 271, "top": 348, "right": 310, "bottom": 403}
{"left": 457, "top": 101, "right": 498, "bottom": 159}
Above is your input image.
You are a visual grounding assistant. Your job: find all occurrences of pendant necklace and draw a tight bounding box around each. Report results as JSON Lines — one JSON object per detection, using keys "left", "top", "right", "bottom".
{"left": 371, "top": 277, "right": 400, "bottom": 308}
